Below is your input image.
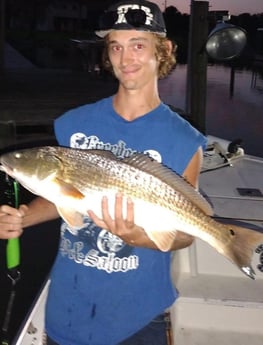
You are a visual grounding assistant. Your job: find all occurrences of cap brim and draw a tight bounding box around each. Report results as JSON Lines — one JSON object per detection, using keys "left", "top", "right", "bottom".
{"left": 95, "top": 28, "right": 166, "bottom": 38}
{"left": 95, "top": 29, "right": 111, "bottom": 38}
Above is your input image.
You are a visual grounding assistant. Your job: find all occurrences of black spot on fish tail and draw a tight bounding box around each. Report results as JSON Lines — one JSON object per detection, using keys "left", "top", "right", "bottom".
{"left": 224, "top": 224, "right": 263, "bottom": 279}
{"left": 229, "top": 228, "right": 235, "bottom": 236}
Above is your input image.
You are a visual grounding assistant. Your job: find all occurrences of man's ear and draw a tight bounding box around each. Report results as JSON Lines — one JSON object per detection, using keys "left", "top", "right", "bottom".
{"left": 157, "top": 39, "right": 174, "bottom": 63}
{"left": 166, "top": 40, "right": 173, "bottom": 55}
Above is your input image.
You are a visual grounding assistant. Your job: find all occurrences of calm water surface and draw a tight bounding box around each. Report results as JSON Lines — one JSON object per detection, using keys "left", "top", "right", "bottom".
{"left": 159, "top": 64, "right": 263, "bottom": 158}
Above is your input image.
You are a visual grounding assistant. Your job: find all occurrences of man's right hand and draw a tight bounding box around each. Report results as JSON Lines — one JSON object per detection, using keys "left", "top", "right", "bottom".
{"left": 0, "top": 204, "right": 28, "bottom": 239}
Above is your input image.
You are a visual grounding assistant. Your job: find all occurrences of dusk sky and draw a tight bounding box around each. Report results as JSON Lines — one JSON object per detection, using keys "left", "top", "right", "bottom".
{"left": 153, "top": 0, "right": 263, "bottom": 15}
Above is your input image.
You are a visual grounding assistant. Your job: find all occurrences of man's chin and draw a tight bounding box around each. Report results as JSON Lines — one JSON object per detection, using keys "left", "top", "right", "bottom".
{"left": 120, "top": 79, "right": 138, "bottom": 90}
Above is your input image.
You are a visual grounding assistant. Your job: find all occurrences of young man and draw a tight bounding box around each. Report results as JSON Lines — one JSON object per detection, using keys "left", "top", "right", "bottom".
{"left": 0, "top": 1, "right": 206, "bottom": 344}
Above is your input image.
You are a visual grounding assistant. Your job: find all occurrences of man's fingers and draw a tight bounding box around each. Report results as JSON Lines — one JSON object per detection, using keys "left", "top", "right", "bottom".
{"left": 87, "top": 210, "right": 107, "bottom": 229}
{"left": 125, "top": 197, "right": 134, "bottom": 226}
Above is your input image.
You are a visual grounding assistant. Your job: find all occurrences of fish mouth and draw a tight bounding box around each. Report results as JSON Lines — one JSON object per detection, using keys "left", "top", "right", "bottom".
{"left": 0, "top": 164, "right": 7, "bottom": 173}
{"left": 0, "top": 163, "right": 15, "bottom": 177}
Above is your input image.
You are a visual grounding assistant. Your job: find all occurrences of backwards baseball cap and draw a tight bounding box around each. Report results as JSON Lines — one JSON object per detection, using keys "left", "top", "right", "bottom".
{"left": 95, "top": 0, "right": 166, "bottom": 38}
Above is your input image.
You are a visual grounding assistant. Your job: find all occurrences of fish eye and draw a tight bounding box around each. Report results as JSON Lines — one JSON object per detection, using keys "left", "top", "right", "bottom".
{"left": 14, "top": 153, "right": 22, "bottom": 159}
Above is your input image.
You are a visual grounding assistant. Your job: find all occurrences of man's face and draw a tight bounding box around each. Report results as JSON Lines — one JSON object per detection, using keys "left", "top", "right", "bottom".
{"left": 107, "top": 30, "right": 159, "bottom": 90}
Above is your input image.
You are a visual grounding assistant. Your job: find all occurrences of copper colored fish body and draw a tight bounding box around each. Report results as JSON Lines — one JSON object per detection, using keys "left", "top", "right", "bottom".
{"left": 1, "top": 146, "right": 263, "bottom": 279}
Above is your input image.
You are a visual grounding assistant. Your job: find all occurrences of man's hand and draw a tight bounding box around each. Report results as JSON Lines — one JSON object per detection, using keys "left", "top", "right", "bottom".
{"left": 88, "top": 193, "right": 158, "bottom": 249}
{"left": 88, "top": 193, "right": 194, "bottom": 251}
{"left": 0, "top": 204, "right": 28, "bottom": 239}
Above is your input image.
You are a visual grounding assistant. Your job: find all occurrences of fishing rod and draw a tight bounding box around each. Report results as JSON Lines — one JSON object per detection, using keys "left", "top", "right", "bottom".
{"left": 1, "top": 172, "right": 21, "bottom": 345}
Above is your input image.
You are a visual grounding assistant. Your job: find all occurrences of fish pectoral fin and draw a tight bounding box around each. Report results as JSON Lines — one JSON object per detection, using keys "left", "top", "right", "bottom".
{"left": 57, "top": 206, "right": 84, "bottom": 228}
{"left": 55, "top": 178, "right": 85, "bottom": 199}
{"left": 145, "top": 229, "right": 177, "bottom": 252}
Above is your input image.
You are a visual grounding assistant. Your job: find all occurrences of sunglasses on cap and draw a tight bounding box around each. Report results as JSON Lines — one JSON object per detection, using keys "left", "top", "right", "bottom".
{"left": 99, "top": 8, "right": 165, "bottom": 34}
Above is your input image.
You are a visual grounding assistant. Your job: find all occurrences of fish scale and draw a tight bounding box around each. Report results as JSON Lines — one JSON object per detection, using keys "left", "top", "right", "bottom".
{"left": 60, "top": 150, "right": 201, "bottom": 211}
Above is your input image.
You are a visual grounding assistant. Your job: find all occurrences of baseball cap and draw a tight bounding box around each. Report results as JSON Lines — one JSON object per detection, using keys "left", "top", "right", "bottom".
{"left": 95, "top": 0, "right": 167, "bottom": 38}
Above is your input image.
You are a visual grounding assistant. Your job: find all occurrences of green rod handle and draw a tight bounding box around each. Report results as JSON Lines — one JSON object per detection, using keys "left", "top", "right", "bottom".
{"left": 6, "top": 238, "right": 20, "bottom": 270}
{"left": 6, "top": 180, "right": 20, "bottom": 270}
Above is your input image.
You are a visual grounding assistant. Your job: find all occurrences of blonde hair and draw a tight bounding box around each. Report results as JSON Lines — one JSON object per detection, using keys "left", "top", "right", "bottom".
{"left": 102, "top": 33, "right": 177, "bottom": 79}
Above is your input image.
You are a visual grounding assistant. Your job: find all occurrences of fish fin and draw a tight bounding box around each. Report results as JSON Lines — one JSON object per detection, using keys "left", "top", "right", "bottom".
{"left": 122, "top": 153, "right": 213, "bottom": 216}
{"left": 55, "top": 177, "right": 85, "bottom": 199}
{"left": 57, "top": 206, "right": 84, "bottom": 228}
{"left": 146, "top": 229, "right": 178, "bottom": 252}
{"left": 222, "top": 224, "right": 263, "bottom": 279}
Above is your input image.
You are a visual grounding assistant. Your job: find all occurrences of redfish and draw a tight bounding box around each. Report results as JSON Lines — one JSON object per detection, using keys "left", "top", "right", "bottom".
{"left": 1, "top": 146, "right": 262, "bottom": 279}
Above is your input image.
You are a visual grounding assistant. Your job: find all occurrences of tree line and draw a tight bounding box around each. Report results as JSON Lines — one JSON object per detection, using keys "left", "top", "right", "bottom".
{"left": 2, "top": 1, "right": 263, "bottom": 68}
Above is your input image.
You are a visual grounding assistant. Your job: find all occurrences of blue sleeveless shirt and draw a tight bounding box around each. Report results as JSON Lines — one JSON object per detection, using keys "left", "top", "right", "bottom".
{"left": 45, "top": 96, "right": 207, "bottom": 345}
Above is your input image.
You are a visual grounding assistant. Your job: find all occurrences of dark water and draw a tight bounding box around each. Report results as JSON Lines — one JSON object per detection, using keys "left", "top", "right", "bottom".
{"left": 159, "top": 64, "right": 263, "bottom": 158}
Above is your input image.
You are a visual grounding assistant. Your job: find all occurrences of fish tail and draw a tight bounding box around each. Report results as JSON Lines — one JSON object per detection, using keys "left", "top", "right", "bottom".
{"left": 223, "top": 224, "right": 263, "bottom": 279}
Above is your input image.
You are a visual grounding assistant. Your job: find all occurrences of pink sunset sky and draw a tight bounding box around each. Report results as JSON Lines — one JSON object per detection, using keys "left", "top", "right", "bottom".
{"left": 153, "top": 0, "right": 263, "bottom": 15}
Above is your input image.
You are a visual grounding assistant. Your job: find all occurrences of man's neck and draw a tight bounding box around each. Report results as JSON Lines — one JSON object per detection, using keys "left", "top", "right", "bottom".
{"left": 113, "top": 85, "right": 161, "bottom": 121}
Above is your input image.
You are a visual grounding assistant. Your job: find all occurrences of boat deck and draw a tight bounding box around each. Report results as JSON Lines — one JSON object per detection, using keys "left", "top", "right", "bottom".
{"left": 171, "top": 138, "right": 263, "bottom": 345}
